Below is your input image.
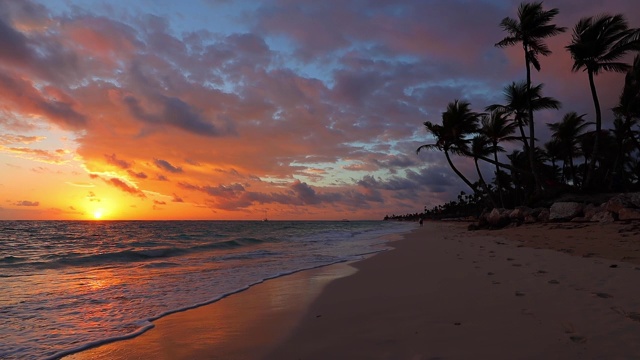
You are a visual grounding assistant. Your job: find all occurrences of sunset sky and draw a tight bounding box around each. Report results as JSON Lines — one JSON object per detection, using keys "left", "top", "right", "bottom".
{"left": 1, "top": 0, "right": 638, "bottom": 220}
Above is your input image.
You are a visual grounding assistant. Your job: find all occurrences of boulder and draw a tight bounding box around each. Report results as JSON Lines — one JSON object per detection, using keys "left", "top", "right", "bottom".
{"left": 538, "top": 208, "right": 550, "bottom": 222}
{"left": 488, "top": 208, "right": 510, "bottom": 227}
{"left": 583, "top": 203, "right": 600, "bottom": 220}
{"left": 529, "top": 207, "right": 546, "bottom": 218}
{"left": 619, "top": 208, "right": 640, "bottom": 221}
{"left": 591, "top": 211, "right": 615, "bottom": 223}
{"left": 605, "top": 193, "right": 640, "bottom": 214}
{"left": 549, "top": 202, "right": 584, "bottom": 221}
{"left": 524, "top": 215, "right": 537, "bottom": 224}
{"left": 509, "top": 208, "right": 524, "bottom": 220}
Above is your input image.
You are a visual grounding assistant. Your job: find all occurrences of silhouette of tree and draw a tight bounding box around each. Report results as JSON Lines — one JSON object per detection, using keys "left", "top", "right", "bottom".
{"left": 566, "top": 14, "right": 640, "bottom": 189}
{"left": 496, "top": 2, "right": 566, "bottom": 193}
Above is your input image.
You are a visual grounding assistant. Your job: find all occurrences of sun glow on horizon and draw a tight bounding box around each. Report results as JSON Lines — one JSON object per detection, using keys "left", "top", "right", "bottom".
{"left": 93, "top": 209, "right": 103, "bottom": 220}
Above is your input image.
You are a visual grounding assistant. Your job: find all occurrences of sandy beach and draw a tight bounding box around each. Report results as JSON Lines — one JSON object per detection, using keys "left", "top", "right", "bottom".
{"left": 66, "top": 221, "right": 640, "bottom": 359}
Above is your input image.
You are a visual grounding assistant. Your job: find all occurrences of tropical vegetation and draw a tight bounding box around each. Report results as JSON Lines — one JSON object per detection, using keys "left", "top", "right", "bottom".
{"left": 415, "top": 2, "right": 640, "bottom": 217}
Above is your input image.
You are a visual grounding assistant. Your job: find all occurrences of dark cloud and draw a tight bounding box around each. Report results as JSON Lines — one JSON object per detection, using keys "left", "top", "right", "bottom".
{"left": 107, "top": 178, "right": 146, "bottom": 198}
{"left": 154, "top": 159, "right": 183, "bottom": 173}
{"left": 14, "top": 200, "right": 40, "bottom": 206}
{"left": 15, "top": 200, "right": 39, "bottom": 206}
{"left": 104, "top": 153, "right": 131, "bottom": 169}
{"left": 127, "top": 170, "right": 148, "bottom": 179}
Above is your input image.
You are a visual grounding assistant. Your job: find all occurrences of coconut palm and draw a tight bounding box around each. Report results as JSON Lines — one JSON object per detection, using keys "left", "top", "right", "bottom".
{"left": 480, "top": 110, "right": 519, "bottom": 206}
{"left": 566, "top": 14, "right": 640, "bottom": 189}
{"left": 417, "top": 100, "right": 480, "bottom": 193}
{"left": 486, "top": 81, "right": 561, "bottom": 153}
{"left": 496, "top": 2, "right": 566, "bottom": 192}
{"left": 547, "top": 112, "right": 589, "bottom": 187}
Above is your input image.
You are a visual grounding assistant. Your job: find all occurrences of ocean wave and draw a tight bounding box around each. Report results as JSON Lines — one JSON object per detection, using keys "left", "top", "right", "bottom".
{"left": 3, "top": 236, "right": 274, "bottom": 270}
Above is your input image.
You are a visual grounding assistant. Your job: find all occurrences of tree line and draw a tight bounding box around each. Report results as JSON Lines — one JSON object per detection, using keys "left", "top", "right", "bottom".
{"left": 417, "top": 2, "right": 640, "bottom": 211}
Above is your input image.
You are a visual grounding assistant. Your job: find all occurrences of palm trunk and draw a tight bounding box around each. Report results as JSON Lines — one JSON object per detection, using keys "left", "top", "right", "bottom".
{"left": 583, "top": 69, "right": 601, "bottom": 190}
{"left": 569, "top": 155, "right": 577, "bottom": 187}
{"left": 493, "top": 143, "right": 504, "bottom": 207}
{"left": 475, "top": 159, "right": 498, "bottom": 208}
{"left": 524, "top": 45, "right": 543, "bottom": 194}
{"left": 608, "top": 115, "right": 631, "bottom": 191}
{"left": 516, "top": 114, "right": 530, "bottom": 153}
{"left": 444, "top": 150, "right": 477, "bottom": 194}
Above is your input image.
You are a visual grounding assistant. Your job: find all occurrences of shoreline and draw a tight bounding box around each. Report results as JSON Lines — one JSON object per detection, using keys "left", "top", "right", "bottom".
{"left": 65, "top": 221, "right": 640, "bottom": 359}
{"left": 61, "top": 228, "right": 409, "bottom": 360}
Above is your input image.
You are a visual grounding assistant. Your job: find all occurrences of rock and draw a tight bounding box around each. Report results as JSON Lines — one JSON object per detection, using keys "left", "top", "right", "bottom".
{"left": 538, "top": 208, "right": 550, "bottom": 222}
{"left": 619, "top": 208, "right": 640, "bottom": 221}
{"left": 549, "top": 202, "right": 584, "bottom": 221}
{"left": 606, "top": 193, "right": 640, "bottom": 214}
{"left": 583, "top": 203, "right": 600, "bottom": 220}
{"left": 467, "top": 223, "right": 480, "bottom": 231}
{"left": 591, "top": 211, "right": 615, "bottom": 223}
{"left": 524, "top": 215, "right": 537, "bottom": 224}
{"left": 488, "top": 208, "right": 510, "bottom": 227}
{"left": 509, "top": 208, "right": 524, "bottom": 220}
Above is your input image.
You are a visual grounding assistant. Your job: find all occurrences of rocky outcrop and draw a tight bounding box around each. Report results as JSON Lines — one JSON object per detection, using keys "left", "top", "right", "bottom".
{"left": 468, "top": 192, "right": 640, "bottom": 231}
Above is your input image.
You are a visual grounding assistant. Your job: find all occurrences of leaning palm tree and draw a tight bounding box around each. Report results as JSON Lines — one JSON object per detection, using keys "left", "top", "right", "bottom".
{"left": 547, "top": 112, "right": 589, "bottom": 187}
{"left": 496, "top": 2, "right": 566, "bottom": 192}
{"left": 566, "top": 14, "right": 640, "bottom": 189}
{"left": 487, "top": 81, "right": 561, "bottom": 153}
{"left": 417, "top": 100, "right": 480, "bottom": 194}
{"left": 481, "top": 110, "right": 519, "bottom": 207}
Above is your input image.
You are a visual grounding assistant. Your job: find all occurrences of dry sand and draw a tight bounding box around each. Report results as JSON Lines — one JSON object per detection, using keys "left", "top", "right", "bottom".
{"left": 66, "top": 221, "right": 640, "bottom": 359}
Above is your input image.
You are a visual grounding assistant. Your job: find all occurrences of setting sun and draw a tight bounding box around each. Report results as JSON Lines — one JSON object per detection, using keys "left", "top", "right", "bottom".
{"left": 93, "top": 210, "right": 103, "bottom": 219}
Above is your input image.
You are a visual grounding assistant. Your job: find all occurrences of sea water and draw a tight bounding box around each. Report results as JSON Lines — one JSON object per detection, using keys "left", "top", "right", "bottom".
{"left": 0, "top": 220, "right": 412, "bottom": 359}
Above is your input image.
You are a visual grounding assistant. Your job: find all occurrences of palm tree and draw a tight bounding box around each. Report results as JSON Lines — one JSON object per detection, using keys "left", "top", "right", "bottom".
{"left": 470, "top": 135, "right": 499, "bottom": 207}
{"left": 417, "top": 100, "right": 480, "bottom": 193}
{"left": 611, "top": 54, "right": 640, "bottom": 187}
{"left": 480, "top": 109, "right": 518, "bottom": 206}
{"left": 487, "top": 81, "right": 561, "bottom": 153}
{"left": 496, "top": 2, "right": 566, "bottom": 193}
{"left": 566, "top": 14, "right": 640, "bottom": 189}
{"left": 609, "top": 118, "right": 639, "bottom": 190}
{"left": 547, "top": 112, "right": 589, "bottom": 187}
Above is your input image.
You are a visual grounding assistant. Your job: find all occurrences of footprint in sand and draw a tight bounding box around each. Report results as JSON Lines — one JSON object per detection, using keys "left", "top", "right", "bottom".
{"left": 593, "top": 292, "right": 613, "bottom": 299}
{"left": 548, "top": 279, "right": 560, "bottom": 284}
{"left": 515, "top": 291, "right": 525, "bottom": 297}
{"left": 570, "top": 335, "right": 587, "bottom": 344}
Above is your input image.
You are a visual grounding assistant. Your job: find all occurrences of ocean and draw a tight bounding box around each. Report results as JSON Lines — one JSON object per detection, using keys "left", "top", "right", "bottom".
{"left": 0, "top": 220, "right": 412, "bottom": 359}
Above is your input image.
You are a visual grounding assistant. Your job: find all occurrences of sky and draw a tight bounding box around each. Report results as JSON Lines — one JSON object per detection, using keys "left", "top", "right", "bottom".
{"left": 0, "top": 0, "right": 638, "bottom": 221}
